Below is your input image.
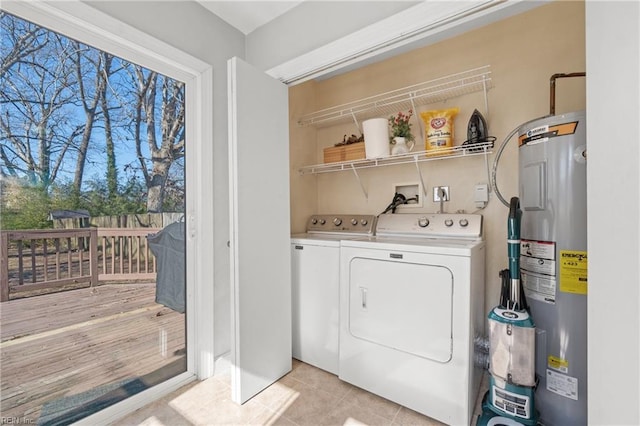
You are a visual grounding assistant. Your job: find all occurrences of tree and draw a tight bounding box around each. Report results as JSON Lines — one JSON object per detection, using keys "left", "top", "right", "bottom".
{"left": 100, "top": 52, "right": 118, "bottom": 202}
{"left": 0, "top": 11, "right": 47, "bottom": 77}
{"left": 0, "top": 14, "right": 82, "bottom": 188}
{"left": 133, "top": 67, "right": 185, "bottom": 213}
{"left": 0, "top": 177, "right": 51, "bottom": 230}
{"left": 70, "top": 40, "right": 106, "bottom": 204}
{"left": 1, "top": 12, "right": 186, "bottom": 222}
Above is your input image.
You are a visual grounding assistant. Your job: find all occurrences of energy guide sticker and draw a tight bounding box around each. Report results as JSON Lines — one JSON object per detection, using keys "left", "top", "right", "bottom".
{"left": 559, "top": 250, "right": 588, "bottom": 295}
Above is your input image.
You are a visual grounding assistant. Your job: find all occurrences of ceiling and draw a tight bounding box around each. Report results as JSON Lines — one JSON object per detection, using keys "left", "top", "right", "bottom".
{"left": 195, "top": 1, "right": 305, "bottom": 35}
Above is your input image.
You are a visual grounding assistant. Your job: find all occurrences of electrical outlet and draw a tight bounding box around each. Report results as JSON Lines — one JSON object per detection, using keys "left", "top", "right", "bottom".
{"left": 433, "top": 186, "right": 450, "bottom": 202}
{"left": 393, "top": 183, "right": 422, "bottom": 208}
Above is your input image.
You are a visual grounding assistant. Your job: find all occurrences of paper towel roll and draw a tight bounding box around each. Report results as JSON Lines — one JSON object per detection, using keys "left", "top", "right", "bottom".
{"left": 362, "top": 118, "right": 390, "bottom": 159}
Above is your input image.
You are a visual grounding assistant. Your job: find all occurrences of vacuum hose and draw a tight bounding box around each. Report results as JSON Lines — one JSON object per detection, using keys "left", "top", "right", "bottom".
{"left": 507, "top": 197, "right": 522, "bottom": 282}
{"left": 508, "top": 197, "right": 523, "bottom": 309}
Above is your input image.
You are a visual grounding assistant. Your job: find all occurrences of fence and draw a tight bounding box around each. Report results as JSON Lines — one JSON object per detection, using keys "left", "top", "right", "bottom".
{"left": 52, "top": 212, "right": 183, "bottom": 230}
{"left": 0, "top": 227, "right": 161, "bottom": 301}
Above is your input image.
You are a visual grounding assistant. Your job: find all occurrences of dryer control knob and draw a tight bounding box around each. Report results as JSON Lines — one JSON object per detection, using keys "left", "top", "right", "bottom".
{"left": 351, "top": 218, "right": 358, "bottom": 226}
{"left": 459, "top": 218, "right": 469, "bottom": 227}
{"left": 319, "top": 219, "right": 326, "bottom": 225}
{"left": 445, "top": 219, "right": 454, "bottom": 227}
{"left": 333, "top": 218, "right": 342, "bottom": 226}
{"left": 361, "top": 219, "right": 368, "bottom": 226}
{"left": 311, "top": 218, "right": 318, "bottom": 225}
{"left": 418, "top": 217, "right": 430, "bottom": 228}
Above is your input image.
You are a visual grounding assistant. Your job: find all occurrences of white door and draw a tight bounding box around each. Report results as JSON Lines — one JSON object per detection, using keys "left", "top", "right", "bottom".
{"left": 228, "top": 57, "right": 291, "bottom": 404}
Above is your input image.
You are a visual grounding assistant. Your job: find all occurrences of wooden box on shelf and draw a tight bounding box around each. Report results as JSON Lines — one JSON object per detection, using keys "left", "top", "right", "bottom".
{"left": 323, "top": 142, "right": 365, "bottom": 164}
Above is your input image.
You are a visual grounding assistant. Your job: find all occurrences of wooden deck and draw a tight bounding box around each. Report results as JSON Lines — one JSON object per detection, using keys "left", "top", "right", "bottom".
{"left": 0, "top": 283, "right": 185, "bottom": 424}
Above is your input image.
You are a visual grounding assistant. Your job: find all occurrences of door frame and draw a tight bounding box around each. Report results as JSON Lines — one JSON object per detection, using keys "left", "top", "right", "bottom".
{"left": 2, "top": 0, "right": 214, "bottom": 423}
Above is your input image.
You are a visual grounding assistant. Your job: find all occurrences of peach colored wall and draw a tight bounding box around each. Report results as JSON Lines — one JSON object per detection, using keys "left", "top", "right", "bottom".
{"left": 289, "top": 1, "right": 585, "bottom": 315}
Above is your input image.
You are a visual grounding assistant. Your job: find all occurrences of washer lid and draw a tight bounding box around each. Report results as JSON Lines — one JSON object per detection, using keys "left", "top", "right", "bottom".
{"left": 291, "top": 233, "right": 342, "bottom": 247}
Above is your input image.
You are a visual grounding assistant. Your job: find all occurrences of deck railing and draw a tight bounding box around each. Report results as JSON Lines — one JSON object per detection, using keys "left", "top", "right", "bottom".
{"left": 0, "top": 227, "right": 161, "bottom": 301}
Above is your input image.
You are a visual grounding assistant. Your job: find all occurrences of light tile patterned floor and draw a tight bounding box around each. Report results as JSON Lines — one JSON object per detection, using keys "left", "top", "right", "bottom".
{"left": 116, "top": 359, "right": 486, "bottom": 426}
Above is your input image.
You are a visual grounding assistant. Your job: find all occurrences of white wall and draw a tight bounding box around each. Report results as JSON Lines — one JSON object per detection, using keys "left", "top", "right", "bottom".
{"left": 87, "top": 1, "right": 245, "bottom": 358}
{"left": 245, "top": 1, "right": 417, "bottom": 72}
{"left": 586, "top": 2, "right": 640, "bottom": 424}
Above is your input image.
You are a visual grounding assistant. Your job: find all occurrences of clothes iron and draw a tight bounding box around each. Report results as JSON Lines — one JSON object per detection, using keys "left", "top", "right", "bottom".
{"left": 463, "top": 109, "right": 494, "bottom": 151}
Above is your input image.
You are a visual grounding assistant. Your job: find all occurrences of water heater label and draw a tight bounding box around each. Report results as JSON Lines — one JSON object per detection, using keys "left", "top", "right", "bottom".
{"left": 546, "top": 369, "right": 579, "bottom": 401}
{"left": 521, "top": 256, "right": 555, "bottom": 276}
{"left": 521, "top": 239, "right": 555, "bottom": 260}
{"left": 519, "top": 121, "right": 579, "bottom": 146}
{"left": 548, "top": 355, "right": 569, "bottom": 373}
{"left": 522, "top": 271, "right": 556, "bottom": 304}
{"left": 559, "top": 250, "right": 588, "bottom": 295}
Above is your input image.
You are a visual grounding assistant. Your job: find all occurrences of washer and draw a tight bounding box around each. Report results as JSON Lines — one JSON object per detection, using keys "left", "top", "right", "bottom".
{"left": 339, "top": 213, "right": 485, "bottom": 425}
{"left": 291, "top": 214, "right": 376, "bottom": 375}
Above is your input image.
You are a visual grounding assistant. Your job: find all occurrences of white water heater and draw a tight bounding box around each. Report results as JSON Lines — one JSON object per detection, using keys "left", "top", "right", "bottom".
{"left": 518, "top": 110, "right": 587, "bottom": 426}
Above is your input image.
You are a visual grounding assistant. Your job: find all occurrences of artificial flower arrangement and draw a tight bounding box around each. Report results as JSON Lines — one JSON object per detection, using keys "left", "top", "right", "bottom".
{"left": 389, "top": 109, "right": 415, "bottom": 143}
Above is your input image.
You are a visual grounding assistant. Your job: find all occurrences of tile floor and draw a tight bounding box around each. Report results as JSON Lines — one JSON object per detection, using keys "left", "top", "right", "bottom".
{"left": 116, "top": 359, "right": 487, "bottom": 426}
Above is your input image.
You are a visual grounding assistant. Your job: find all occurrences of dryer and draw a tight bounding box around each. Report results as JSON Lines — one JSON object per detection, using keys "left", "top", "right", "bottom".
{"left": 339, "top": 213, "right": 485, "bottom": 425}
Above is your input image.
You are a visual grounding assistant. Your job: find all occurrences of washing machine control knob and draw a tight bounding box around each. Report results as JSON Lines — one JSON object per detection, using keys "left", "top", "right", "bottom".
{"left": 459, "top": 218, "right": 469, "bottom": 227}
{"left": 319, "top": 219, "right": 326, "bottom": 225}
{"left": 418, "top": 217, "right": 430, "bottom": 228}
{"left": 445, "top": 219, "right": 454, "bottom": 227}
{"left": 311, "top": 218, "right": 318, "bottom": 225}
{"left": 333, "top": 217, "right": 342, "bottom": 226}
{"left": 360, "top": 219, "right": 368, "bottom": 226}
{"left": 351, "top": 218, "right": 358, "bottom": 226}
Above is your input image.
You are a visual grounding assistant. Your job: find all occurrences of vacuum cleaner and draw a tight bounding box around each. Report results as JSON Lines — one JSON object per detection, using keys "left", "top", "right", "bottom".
{"left": 477, "top": 197, "right": 538, "bottom": 426}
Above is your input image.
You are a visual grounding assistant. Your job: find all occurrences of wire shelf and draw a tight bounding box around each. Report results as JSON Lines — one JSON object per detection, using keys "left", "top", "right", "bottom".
{"left": 298, "top": 142, "right": 493, "bottom": 175}
{"left": 297, "top": 65, "right": 492, "bottom": 128}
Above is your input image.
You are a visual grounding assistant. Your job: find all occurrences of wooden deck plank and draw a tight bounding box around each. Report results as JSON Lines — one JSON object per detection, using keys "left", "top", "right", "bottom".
{"left": 1, "top": 284, "right": 158, "bottom": 341}
{"left": 0, "top": 284, "right": 185, "bottom": 423}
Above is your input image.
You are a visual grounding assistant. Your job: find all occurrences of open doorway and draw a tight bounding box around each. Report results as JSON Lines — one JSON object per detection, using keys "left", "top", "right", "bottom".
{"left": 0, "top": 10, "right": 194, "bottom": 424}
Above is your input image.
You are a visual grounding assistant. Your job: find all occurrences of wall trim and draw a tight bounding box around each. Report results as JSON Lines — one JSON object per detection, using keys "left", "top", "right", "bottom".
{"left": 266, "top": 0, "right": 547, "bottom": 85}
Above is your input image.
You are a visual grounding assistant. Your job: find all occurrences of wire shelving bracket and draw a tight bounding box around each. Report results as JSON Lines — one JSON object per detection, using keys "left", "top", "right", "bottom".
{"left": 296, "top": 65, "right": 494, "bottom": 199}
{"left": 297, "top": 65, "right": 492, "bottom": 128}
{"left": 299, "top": 143, "right": 493, "bottom": 199}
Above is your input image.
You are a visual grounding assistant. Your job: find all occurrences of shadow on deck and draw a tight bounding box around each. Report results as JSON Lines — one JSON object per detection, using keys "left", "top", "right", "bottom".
{"left": 0, "top": 283, "right": 185, "bottom": 424}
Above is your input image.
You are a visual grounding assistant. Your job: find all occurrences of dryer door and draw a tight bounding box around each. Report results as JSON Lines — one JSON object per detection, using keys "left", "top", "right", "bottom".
{"left": 347, "top": 256, "right": 453, "bottom": 362}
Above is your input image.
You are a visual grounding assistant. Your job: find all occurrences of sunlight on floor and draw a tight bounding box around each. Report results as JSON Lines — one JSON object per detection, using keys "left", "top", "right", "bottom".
{"left": 135, "top": 415, "right": 165, "bottom": 426}
{"left": 343, "top": 417, "right": 369, "bottom": 426}
{"left": 116, "top": 359, "right": 459, "bottom": 425}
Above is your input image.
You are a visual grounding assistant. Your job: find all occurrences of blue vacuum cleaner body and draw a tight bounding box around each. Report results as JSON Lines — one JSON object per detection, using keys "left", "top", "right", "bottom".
{"left": 478, "top": 197, "right": 538, "bottom": 426}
